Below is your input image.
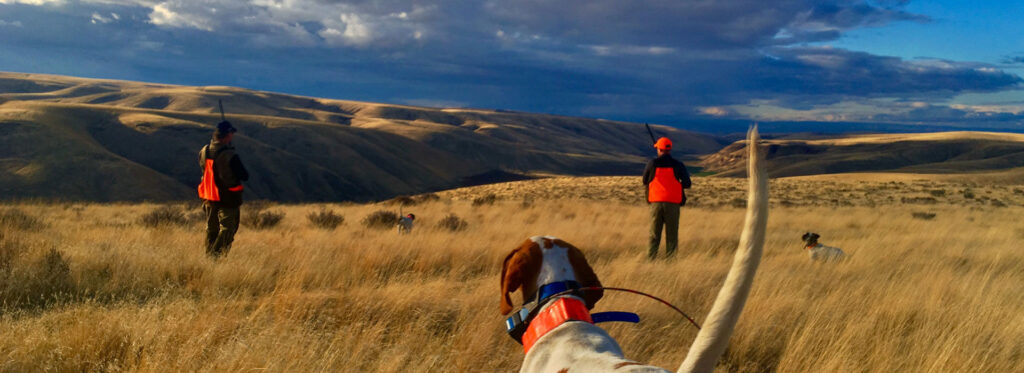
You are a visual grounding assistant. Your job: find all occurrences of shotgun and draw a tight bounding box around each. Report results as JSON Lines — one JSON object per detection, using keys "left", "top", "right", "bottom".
{"left": 644, "top": 123, "right": 657, "bottom": 145}
{"left": 218, "top": 99, "right": 226, "bottom": 122}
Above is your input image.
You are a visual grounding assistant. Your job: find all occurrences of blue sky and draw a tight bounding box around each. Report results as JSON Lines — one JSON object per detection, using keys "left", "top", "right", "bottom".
{"left": 1, "top": 0, "right": 1022, "bottom": 129}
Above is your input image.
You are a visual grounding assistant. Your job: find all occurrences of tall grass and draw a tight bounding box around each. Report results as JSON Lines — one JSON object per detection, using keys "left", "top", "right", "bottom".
{"left": 0, "top": 193, "right": 1021, "bottom": 372}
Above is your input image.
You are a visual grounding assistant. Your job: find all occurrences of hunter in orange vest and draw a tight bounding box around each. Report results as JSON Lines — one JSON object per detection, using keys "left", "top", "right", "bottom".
{"left": 642, "top": 137, "right": 691, "bottom": 259}
{"left": 198, "top": 120, "right": 249, "bottom": 258}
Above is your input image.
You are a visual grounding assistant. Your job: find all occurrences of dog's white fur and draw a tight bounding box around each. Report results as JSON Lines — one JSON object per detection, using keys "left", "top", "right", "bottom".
{"left": 807, "top": 243, "right": 845, "bottom": 262}
{"left": 518, "top": 236, "right": 667, "bottom": 372}
{"left": 396, "top": 216, "right": 413, "bottom": 234}
{"left": 535, "top": 239, "right": 574, "bottom": 286}
{"left": 503, "top": 127, "right": 769, "bottom": 373}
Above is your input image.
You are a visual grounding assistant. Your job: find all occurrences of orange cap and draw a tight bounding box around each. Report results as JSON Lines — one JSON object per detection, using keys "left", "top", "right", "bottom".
{"left": 654, "top": 137, "right": 672, "bottom": 150}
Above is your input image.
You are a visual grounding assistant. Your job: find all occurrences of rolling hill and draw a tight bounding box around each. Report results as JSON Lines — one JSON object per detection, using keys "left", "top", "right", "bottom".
{"left": 5, "top": 71, "right": 1024, "bottom": 203}
{"left": 702, "top": 132, "right": 1024, "bottom": 178}
{"left": 0, "top": 72, "right": 723, "bottom": 202}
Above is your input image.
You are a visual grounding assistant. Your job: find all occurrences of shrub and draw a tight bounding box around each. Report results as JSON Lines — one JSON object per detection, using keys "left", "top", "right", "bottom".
{"left": 184, "top": 204, "right": 206, "bottom": 224}
{"left": 140, "top": 205, "right": 188, "bottom": 227}
{"left": 0, "top": 208, "right": 44, "bottom": 231}
{"left": 39, "top": 248, "right": 71, "bottom": 286}
{"left": 415, "top": 193, "right": 441, "bottom": 203}
{"left": 243, "top": 202, "right": 285, "bottom": 230}
{"left": 472, "top": 194, "right": 498, "bottom": 206}
{"left": 436, "top": 214, "right": 468, "bottom": 232}
{"left": 0, "top": 245, "right": 76, "bottom": 310}
{"left": 911, "top": 212, "right": 936, "bottom": 220}
{"left": 307, "top": 209, "right": 344, "bottom": 230}
{"left": 0, "top": 233, "right": 22, "bottom": 273}
{"left": 901, "top": 197, "right": 937, "bottom": 204}
{"left": 30, "top": 248, "right": 74, "bottom": 308}
{"left": 362, "top": 210, "right": 398, "bottom": 229}
{"left": 929, "top": 189, "right": 946, "bottom": 197}
{"left": 963, "top": 189, "right": 975, "bottom": 199}
{"left": 386, "top": 195, "right": 417, "bottom": 206}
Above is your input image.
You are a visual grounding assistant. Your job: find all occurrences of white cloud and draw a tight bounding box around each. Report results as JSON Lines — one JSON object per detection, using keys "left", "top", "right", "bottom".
{"left": 91, "top": 12, "right": 116, "bottom": 24}
{"left": 0, "top": 0, "right": 64, "bottom": 5}
{"left": 951, "top": 104, "right": 1024, "bottom": 114}
{"left": 339, "top": 13, "right": 371, "bottom": 45}
{"left": 318, "top": 22, "right": 367, "bottom": 46}
{"left": 81, "top": 0, "right": 430, "bottom": 48}
{"left": 318, "top": 13, "right": 373, "bottom": 46}
{"left": 149, "top": 2, "right": 213, "bottom": 31}
{"left": 698, "top": 106, "right": 732, "bottom": 117}
{"left": 0, "top": 19, "right": 24, "bottom": 27}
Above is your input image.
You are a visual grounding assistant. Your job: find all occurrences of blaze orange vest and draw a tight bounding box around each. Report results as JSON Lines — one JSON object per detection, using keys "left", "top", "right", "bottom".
{"left": 197, "top": 146, "right": 242, "bottom": 201}
{"left": 198, "top": 155, "right": 220, "bottom": 201}
{"left": 648, "top": 167, "right": 683, "bottom": 204}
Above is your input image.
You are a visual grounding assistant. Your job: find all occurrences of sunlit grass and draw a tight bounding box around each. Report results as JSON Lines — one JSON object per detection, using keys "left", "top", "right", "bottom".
{"left": 1, "top": 177, "right": 1022, "bottom": 372}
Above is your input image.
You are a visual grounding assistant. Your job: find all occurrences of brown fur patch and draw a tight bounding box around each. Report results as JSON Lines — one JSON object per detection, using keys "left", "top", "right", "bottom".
{"left": 614, "top": 361, "right": 643, "bottom": 369}
{"left": 557, "top": 369, "right": 569, "bottom": 373}
{"left": 500, "top": 240, "right": 543, "bottom": 315}
{"left": 557, "top": 239, "right": 604, "bottom": 309}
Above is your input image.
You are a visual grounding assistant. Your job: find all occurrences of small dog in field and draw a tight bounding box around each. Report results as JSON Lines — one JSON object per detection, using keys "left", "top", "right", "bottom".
{"left": 802, "top": 232, "right": 846, "bottom": 262}
{"left": 396, "top": 213, "right": 415, "bottom": 234}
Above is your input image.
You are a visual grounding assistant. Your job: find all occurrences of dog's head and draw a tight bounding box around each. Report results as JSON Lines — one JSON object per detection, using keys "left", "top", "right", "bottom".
{"left": 499, "top": 236, "right": 603, "bottom": 315}
{"left": 801, "top": 232, "right": 820, "bottom": 246}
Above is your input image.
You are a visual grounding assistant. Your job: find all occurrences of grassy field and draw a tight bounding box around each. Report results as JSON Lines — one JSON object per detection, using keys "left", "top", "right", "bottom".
{"left": 1, "top": 175, "right": 1022, "bottom": 372}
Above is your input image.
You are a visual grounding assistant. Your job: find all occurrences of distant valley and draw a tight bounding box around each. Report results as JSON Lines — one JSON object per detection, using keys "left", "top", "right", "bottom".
{"left": 3, "top": 71, "right": 1023, "bottom": 203}
{"left": 0, "top": 72, "right": 720, "bottom": 202}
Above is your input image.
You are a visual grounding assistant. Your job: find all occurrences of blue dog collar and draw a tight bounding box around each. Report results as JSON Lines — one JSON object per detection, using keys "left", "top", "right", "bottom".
{"left": 591, "top": 311, "right": 640, "bottom": 324}
{"left": 536, "top": 280, "right": 581, "bottom": 304}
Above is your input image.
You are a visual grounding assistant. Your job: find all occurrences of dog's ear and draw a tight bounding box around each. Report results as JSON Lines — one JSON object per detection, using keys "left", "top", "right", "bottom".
{"left": 802, "top": 232, "right": 810, "bottom": 241}
{"left": 500, "top": 241, "right": 542, "bottom": 315}
{"left": 558, "top": 239, "right": 604, "bottom": 310}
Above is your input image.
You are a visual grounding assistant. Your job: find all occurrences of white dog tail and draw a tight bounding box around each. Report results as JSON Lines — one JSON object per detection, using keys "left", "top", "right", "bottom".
{"left": 678, "top": 125, "right": 769, "bottom": 373}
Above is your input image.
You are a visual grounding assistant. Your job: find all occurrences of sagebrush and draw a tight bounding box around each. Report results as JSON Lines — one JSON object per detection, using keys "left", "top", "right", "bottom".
{"left": 307, "top": 208, "right": 344, "bottom": 230}
{"left": 139, "top": 205, "right": 188, "bottom": 227}
{"left": 362, "top": 210, "right": 398, "bottom": 229}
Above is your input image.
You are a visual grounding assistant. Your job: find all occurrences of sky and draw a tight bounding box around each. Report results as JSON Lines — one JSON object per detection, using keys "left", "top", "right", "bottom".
{"left": 1, "top": 0, "right": 1023, "bottom": 130}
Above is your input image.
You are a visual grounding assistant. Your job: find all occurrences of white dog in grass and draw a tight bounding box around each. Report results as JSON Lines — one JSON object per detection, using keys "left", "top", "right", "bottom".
{"left": 396, "top": 213, "right": 415, "bottom": 234}
{"left": 802, "top": 232, "right": 846, "bottom": 262}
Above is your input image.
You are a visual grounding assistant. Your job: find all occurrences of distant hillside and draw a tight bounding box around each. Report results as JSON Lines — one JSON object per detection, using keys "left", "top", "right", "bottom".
{"left": 0, "top": 72, "right": 723, "bottom": 202}
{"left": 702, "top": 132, "right": 1024, "bottom": 178}
{"left": 431, "top": 170, "right": 1024, "bottom": 208}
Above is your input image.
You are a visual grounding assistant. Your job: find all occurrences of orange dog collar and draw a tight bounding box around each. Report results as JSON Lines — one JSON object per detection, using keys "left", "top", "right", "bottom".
{"left": 521, "top": 297, "right": 593, "bottom": 354}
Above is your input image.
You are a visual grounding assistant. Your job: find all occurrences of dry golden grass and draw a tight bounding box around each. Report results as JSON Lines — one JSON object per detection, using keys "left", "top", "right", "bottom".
{"left": 438, "top": 174, "right": 1024, "bottom": 209}
{"left": 1, "top": 176, "right": 1022, "bottom": 372}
